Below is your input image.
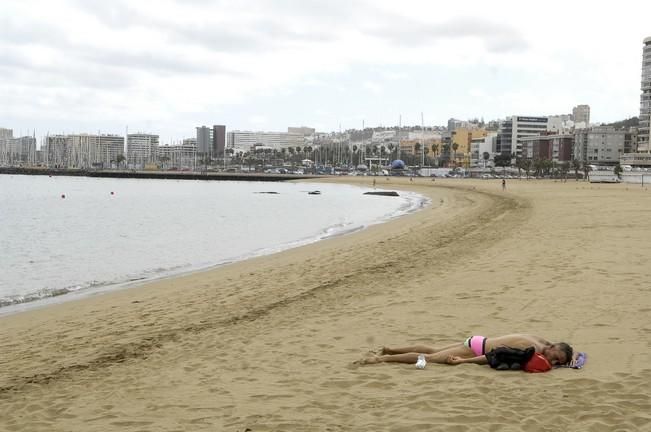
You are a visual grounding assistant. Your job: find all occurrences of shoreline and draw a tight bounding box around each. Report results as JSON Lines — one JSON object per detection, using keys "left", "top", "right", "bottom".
{"left": 2, "top": 177, "right": 651, "bottom": 430}
{"left": 0, "top": 166, "right": 317, "bottom": 181}
{"left": 0, "top": 180, "right": 428, "bottom": 316}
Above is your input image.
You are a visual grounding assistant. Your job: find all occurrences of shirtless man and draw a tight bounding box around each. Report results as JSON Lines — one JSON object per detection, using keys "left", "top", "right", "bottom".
{"left": 356, "top": 334, "right": 574, "bottom": 367}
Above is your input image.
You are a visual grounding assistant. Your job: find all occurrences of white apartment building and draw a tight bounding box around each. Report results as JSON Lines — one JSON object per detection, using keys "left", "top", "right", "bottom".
{"left": 157, "top": 143, "right": 197, "bottom": 170}
{"left": 226, "top": 131, "right": 303, "bottom": 150}
{"left": 471, "top": 133, "right": 497, "bottom": 164}
{"left": 574, "top": 127, "right": 625, "bottom": 164}
{"left": 638, "top": 36, "right": 651, "bottom": 151}
{"left": 0, "top": 134, "right": 37, "bottom": 166}
{"left": 44, "top": 134, "right": 124, "bottom": 168}
{"left": 127, "top": 133, "right": 159, "bottom": 167}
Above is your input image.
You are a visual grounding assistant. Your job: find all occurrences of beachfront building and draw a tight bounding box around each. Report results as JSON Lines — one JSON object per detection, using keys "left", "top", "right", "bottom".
{"left": 226, "top": 130, "right": 303, "bottom": 151}
{"left": 0, "top": 133, "right": 37, "bottom": 166}
{"left": 43, "top": 134, "right": 124, "bottom": 169}
{"left": 620, "top": 153, "right": 651, "bottom": 168}
{"left": 573, "top": 127, "right": 626, "bottom": 165}
{"left": 496, "top": 116, "right": 548, "bottom": 158}
{"left": 157, "top": 142, "right": 197, "bottom": 170}
{"left": 127, "top": 134, "right": 159, "bottom": 168}
{"left": 519, "top": 133, "right": 574, "bottom": 162}
{"left": 638, "top": 36, "right": 651, "bottom": 151}
{"left": 471, "top": 133, "right": 497, "bottom": 166}
{"left": 451, "top": 128, "right": 488, "bottom": 165}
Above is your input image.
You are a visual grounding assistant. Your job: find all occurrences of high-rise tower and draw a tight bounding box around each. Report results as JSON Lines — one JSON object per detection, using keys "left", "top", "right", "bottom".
{"left": 639, "top": 36, "right": 651, "bottom": 151}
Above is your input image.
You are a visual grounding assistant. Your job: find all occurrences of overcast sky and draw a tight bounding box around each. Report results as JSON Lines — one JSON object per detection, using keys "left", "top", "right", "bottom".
{"left": 2, "top": 0, "right": 650, "bottom": 142}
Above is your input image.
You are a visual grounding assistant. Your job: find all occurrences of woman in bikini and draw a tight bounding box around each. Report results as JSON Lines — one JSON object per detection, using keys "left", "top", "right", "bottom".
{"left": 356, "top": 334, "right": 574, "bottom": 366}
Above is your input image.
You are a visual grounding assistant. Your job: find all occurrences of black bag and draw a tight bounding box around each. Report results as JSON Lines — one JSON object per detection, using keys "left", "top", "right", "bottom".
{"left": 485, "top": 346, "right": 536, "bottom": 371}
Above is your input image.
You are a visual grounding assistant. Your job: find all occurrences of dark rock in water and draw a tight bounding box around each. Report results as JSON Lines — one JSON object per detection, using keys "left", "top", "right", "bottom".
{"left": 254, "top": 191, "right": 279, "bottom": 194}
{"left": 363, "top": 191, "right": 400, "bottom": 197}
{"left": 308, "top": 190, "right": 321, "bottom": 195}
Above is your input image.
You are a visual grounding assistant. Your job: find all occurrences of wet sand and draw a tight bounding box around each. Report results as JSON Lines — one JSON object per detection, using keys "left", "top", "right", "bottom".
{"left": 1, "top": 177, "right": 650, "bottom": 431}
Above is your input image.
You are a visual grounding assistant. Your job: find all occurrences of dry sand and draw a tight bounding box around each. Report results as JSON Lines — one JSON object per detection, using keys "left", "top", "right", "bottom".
{"left": 1, "top": 177, "right": 651, "bottom": 431}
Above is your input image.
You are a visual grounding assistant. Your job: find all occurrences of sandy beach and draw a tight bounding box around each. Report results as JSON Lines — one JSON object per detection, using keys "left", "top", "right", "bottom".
{"left": 1, "top": 177, "right": 651, "bottom": 431}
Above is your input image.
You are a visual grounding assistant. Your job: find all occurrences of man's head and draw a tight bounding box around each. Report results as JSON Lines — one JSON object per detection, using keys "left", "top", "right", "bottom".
{"left": 543, "top": 342, "right": 573, "bottom": 366}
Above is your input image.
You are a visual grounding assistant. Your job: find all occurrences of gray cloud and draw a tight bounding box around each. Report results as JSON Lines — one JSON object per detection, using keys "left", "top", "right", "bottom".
{"left": 79, "top": 48, "right": 243, "bottom": 78}
{"left": 172, "top": 24, "right": 336, "bottom": 54}
{"left": 366, "top": 16, "right": 529, "bottom": 53}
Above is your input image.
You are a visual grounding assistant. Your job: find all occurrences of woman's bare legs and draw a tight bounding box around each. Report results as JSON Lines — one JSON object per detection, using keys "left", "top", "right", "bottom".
{"left": 358, "top": 346, "right": 473, "bottom": 365}
{"left": 381, "top": 342, "right": 463, "bottom": 355}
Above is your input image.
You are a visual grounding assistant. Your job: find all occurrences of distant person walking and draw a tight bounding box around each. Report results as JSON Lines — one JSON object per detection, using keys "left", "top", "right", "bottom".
{"left": 502, "top": 178, "right": 506, "bottom": 191}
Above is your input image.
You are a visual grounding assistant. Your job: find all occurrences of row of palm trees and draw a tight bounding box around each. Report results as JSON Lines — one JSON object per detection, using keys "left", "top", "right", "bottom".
{"left": 493, "top": 154, "right": 592, "bottom": 179}
{"left": 195, "top": 141, "right": 469, "bottom": 170}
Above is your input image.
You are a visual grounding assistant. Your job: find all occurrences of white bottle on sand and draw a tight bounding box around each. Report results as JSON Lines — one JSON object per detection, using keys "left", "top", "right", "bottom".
{"left": 416, "top": 354, "right": 426, "bottom": 369}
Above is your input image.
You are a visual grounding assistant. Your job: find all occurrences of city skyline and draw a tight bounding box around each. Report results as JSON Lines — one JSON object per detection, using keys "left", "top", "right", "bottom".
{"left": 2, "top": 1, "right": 651, "bottom": 141}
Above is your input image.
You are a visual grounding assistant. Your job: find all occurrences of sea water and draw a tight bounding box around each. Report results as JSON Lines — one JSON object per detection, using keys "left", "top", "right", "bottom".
{"left": 0, "top": 175, "right": 427, "bottom": 313}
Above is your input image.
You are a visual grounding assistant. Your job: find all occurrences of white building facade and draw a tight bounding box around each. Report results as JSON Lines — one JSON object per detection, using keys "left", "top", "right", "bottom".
{"left": 638, "top": 36, "right": 651, "bottom": 151}
{"left": 0, "top": 135, "right": 37, "bottom": 166}
{"left": 227, "top": 131, "right": 304, "bottom": 151}
{"left": 497, "top": 116, "right": 548, "bottom": 157}
{"left": 127, "top": 134, "right": 159, "bottom": 167}
{"left": 157, "top": 143, "right": 197, "bottom": 170}
{"left": 574, "top": 127, "right": 625, "bottom": 165}
{"left": 44, "top": 134, "right": 124, "bottom": 168}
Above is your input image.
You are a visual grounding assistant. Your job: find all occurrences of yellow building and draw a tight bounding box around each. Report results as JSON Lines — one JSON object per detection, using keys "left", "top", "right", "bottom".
{"left": 451, "top": 128, "right": 487, "bottom": 163}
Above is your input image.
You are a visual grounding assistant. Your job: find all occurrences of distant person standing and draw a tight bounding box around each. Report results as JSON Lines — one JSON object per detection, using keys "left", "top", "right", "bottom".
{"left": 502, "top": 178, "right": 506, "bottom": 190}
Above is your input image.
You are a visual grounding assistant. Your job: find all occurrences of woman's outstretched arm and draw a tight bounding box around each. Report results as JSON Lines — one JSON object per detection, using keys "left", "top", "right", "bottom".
{"left": 446, "top": 355, "right": 488, "bottom": 365}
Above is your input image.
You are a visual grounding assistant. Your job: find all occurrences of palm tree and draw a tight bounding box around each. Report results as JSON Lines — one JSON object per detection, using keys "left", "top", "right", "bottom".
{"left": 515, "top": 158, "right": 525, "bottom": 177}
{"left": 116, "top": 154, "right": 126, "bottom": 169}
{"left": 482, "top": 151, "right": 490, "bottom": 168}
{"left": 524, "top": 159, "right": 533, "bottom": 179}
{"left": 560, "top": 161, "right": 570, "bottom": 180}
{"left": 583, "top": 163, "right": 592, "bottom": 181}
{"left": 159, "top": 155, "right": 170, "bottom": 170}
{"left": 431, "top": 143, "right": 439, "bottom": 157}
{"left": 452, "top": 143, "right": 459, "bottom": 166}
{"left": 571, "top": 159, "right": 581, "bottom": 181}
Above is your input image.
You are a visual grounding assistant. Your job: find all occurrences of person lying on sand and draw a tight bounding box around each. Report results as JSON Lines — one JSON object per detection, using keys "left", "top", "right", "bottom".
{"left": 355, "top": 334, "right": 574, "bottom": 367}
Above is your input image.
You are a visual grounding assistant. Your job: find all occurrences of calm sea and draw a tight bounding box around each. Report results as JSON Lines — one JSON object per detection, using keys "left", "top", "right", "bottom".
{"left": 0, "top": 175, "right": 426, "bottom": 314}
